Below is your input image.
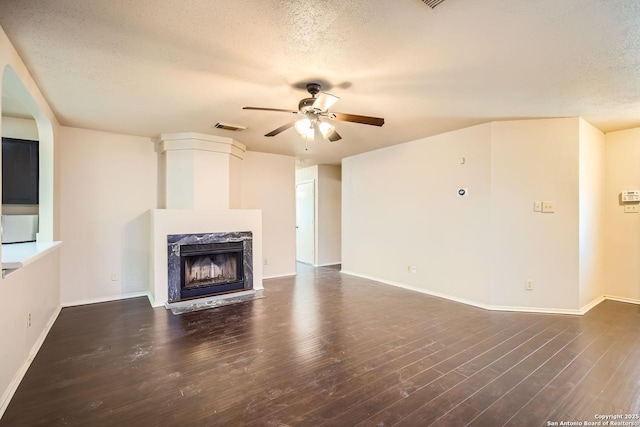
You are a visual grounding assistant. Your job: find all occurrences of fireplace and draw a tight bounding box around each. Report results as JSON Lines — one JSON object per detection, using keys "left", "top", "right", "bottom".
{"left": 167, "top": 232, "right": 253, "bottom": 302}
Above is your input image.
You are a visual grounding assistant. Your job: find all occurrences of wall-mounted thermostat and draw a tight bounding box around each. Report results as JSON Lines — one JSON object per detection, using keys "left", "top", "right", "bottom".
{"left": 621, "top": 190, "right": 640, "bottom": 203}
{"left": 457, "top": 188, "right": 468, "bottom": 197}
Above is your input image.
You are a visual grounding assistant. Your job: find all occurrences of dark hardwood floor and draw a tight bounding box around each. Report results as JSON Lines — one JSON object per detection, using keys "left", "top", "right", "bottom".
{"left": 3, "top": 264, "right": 640, "bottom": 426}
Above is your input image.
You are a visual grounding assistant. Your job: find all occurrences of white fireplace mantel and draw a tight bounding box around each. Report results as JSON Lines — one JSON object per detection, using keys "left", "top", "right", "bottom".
{"left": 149, "top": 208, "right": 263, "bottom": 307}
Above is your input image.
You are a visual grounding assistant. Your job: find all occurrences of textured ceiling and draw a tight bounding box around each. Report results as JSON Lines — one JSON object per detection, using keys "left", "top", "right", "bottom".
{"left": 1, "top": 0, "right": 640, "bottom": 165}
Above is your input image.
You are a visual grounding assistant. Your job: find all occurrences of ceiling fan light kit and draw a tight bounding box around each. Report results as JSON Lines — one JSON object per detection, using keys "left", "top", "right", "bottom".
{"left": 243, "top": 83, "right": 384, "bottom": 148}
{"left": 294, "top": 118, "right": 315, "bottom": 141}
{"left": 294, "top": 119, "right": 337, "bottom": 149}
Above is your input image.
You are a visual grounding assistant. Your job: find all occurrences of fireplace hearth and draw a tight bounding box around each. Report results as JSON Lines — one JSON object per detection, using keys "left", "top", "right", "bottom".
{"left": 167, "top": 232, "right": 253, "bottom": 302}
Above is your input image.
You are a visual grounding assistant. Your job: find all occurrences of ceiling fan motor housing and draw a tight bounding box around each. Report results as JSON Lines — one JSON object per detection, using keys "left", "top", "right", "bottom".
{"left": 306, "top": 83, "right": 321, "bottom": 96}
{"left": 299, "top": 83, "right": 323, "bottom": 112}
{"left": 299, "top": 98, "right": 318, "bottom": 112}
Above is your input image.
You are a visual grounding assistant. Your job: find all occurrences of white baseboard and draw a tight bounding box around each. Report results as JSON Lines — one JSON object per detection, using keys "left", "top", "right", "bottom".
{"left": 0, "top": 304, "right": 62, "bottom": 419}
{"left": 341, "top": 270, "right": 607, "bottom": 316}
{"left": 488, "top": 304, "right": 583, "bottom": 316}
{"left": 341, "top": 270, "right": 492, "bottom": 311}
{"left": 263, "top": 272, "right": 297, "bottom": 280}
{"left": 580, "top": 295, "right": 606, "bottom": 314}
{"left": 145, "top": 292, "right": 164, "bottom": 308}
{"left": 604, "top": 295, "right": 640, "bottom": 305}
{"left": 61, "top": 291, "right": 151, "bottom": 308}
{"left": 486, "top": 296, "right": 604, "bottom": 316}
{"left": 314, "top": 262, "right": 341, "bottom": 267}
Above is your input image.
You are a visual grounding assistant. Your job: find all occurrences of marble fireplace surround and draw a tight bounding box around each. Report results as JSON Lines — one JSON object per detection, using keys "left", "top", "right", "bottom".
{"left": 167, "top": 231, "right": 253, "bottom": 303}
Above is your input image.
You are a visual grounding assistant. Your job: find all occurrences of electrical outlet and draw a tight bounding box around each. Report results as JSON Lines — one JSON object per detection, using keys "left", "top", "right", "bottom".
{"left": 624, "top": 205, "right": 639, "bottom": 213}
{"left": 27, "top": 313, "right": 31, "bottom": 328}
{"left": 110, "top": 272, "right": 119, "bottom": 281}
{"left": 264, "top": 258, "right": 269, "bottom": 266}
{"left": 525, "top": 280, "right": 534, "bottom": 291}
{"left": 534, "top": 202, "right": 542, "bottom": 212}
{"left": 542, "top": 201, "right": 555, "bottom": 213}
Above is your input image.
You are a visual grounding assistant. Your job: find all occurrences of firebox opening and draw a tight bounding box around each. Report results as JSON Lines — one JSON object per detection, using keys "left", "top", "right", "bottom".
{"left": 184, "top": 252, "right": 241, "bottom": 288}
{"left": 179, "top": 241, "right": 245, "bottom": 299}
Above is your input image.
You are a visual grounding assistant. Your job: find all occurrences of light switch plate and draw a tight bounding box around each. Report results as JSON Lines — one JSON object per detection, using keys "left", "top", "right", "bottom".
{"left": 622, "top": 190, "right": 640, "bottom": 202}
{"left": 534, "top": 202, "right": 542, "bottom": 212}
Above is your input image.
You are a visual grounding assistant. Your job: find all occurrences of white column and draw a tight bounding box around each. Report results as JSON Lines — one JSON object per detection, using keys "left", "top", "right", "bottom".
{"left": 159, "top": 133, "right": 245, "bottom": 210}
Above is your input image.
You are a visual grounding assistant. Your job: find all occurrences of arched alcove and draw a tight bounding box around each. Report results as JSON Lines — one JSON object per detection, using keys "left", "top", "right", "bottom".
{"left": 1, "top": 65, "right": 55, "bottom": 244}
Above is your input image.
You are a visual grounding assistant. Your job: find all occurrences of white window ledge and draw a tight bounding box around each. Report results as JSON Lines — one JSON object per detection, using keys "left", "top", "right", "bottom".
{"left": 2, "top": 241, "right": 62, "bottom": 278}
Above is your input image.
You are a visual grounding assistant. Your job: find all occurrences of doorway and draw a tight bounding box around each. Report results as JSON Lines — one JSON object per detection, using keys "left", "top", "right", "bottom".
{"left": 296, "top": 181, "right": 315, "bottom": 264}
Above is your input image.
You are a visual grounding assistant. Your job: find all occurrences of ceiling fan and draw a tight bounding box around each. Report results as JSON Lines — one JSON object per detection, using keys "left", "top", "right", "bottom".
{"left": 243, "top": 83, "right": 384, "bottom": 148}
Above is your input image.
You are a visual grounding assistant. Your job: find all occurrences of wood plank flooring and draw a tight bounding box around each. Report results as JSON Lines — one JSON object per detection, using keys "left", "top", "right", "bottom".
{"left": 2, "top": 264, "right": 640, "bottom": 426}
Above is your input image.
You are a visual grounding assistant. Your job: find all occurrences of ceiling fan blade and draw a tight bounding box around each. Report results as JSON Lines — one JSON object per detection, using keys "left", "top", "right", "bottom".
{"left": 265, "top": 121, "right": 296, "bottom": 137}
{"left": 243, "top": 107, "right": 298, "bottom": 114}
{"left": 330, "top": 112, "right": 385, "bottom": 127}
{"left": 312, "top": 92, "right": 340, "bottom": 112}
{"left": 327, "top": 128, "right": 342, "bottom": 142}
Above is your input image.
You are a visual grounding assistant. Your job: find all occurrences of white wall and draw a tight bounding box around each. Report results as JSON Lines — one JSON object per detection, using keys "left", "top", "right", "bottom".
{"left": 317, "top": 165, "right": 342, "bottom": 266}
{"left": 604, "top": 127, "right": 640, "bottom": 303}
{"left": 295, "top": 165, "right": 316, "bottom": 183}
{"left": 342, "top": 123, "right": 493, "bottom": 307}
{"left": 1, "top": 116, "right": 38, "bottom": 140}
{"left": 0, "top": 250, "right": 60, "bottom": 417}
{"left": 241, "top": 151, "right": 296, "bottom": 278}
{"left": 578, "top": 119, "right": 606, "bottom": 308}
{"left": 58, "top": 126, "right": 157, "bottom": 304}
{"left": 342, "top": 118, "right": 606, "bottom": 313}
{"left": 0, "top": 24, "right": 61, "bottom": 417}
{"left": 490, "top": 118, "right": 580, "bottom": 311}
{"left": 229, "top": 155, "right": 242, "bottom": 209}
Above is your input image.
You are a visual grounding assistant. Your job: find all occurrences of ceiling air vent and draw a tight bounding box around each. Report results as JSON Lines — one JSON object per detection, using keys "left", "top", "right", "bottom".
{"left": 214, "top": 122, "right": 247, "bottom": 131}
{"left": 422, "top": 0, "right": 446, "bottom": 9}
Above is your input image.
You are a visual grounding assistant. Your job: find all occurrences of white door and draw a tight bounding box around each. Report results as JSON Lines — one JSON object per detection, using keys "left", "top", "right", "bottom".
{"left": 296, "top": 181, "right": 315, "bottom": 264}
